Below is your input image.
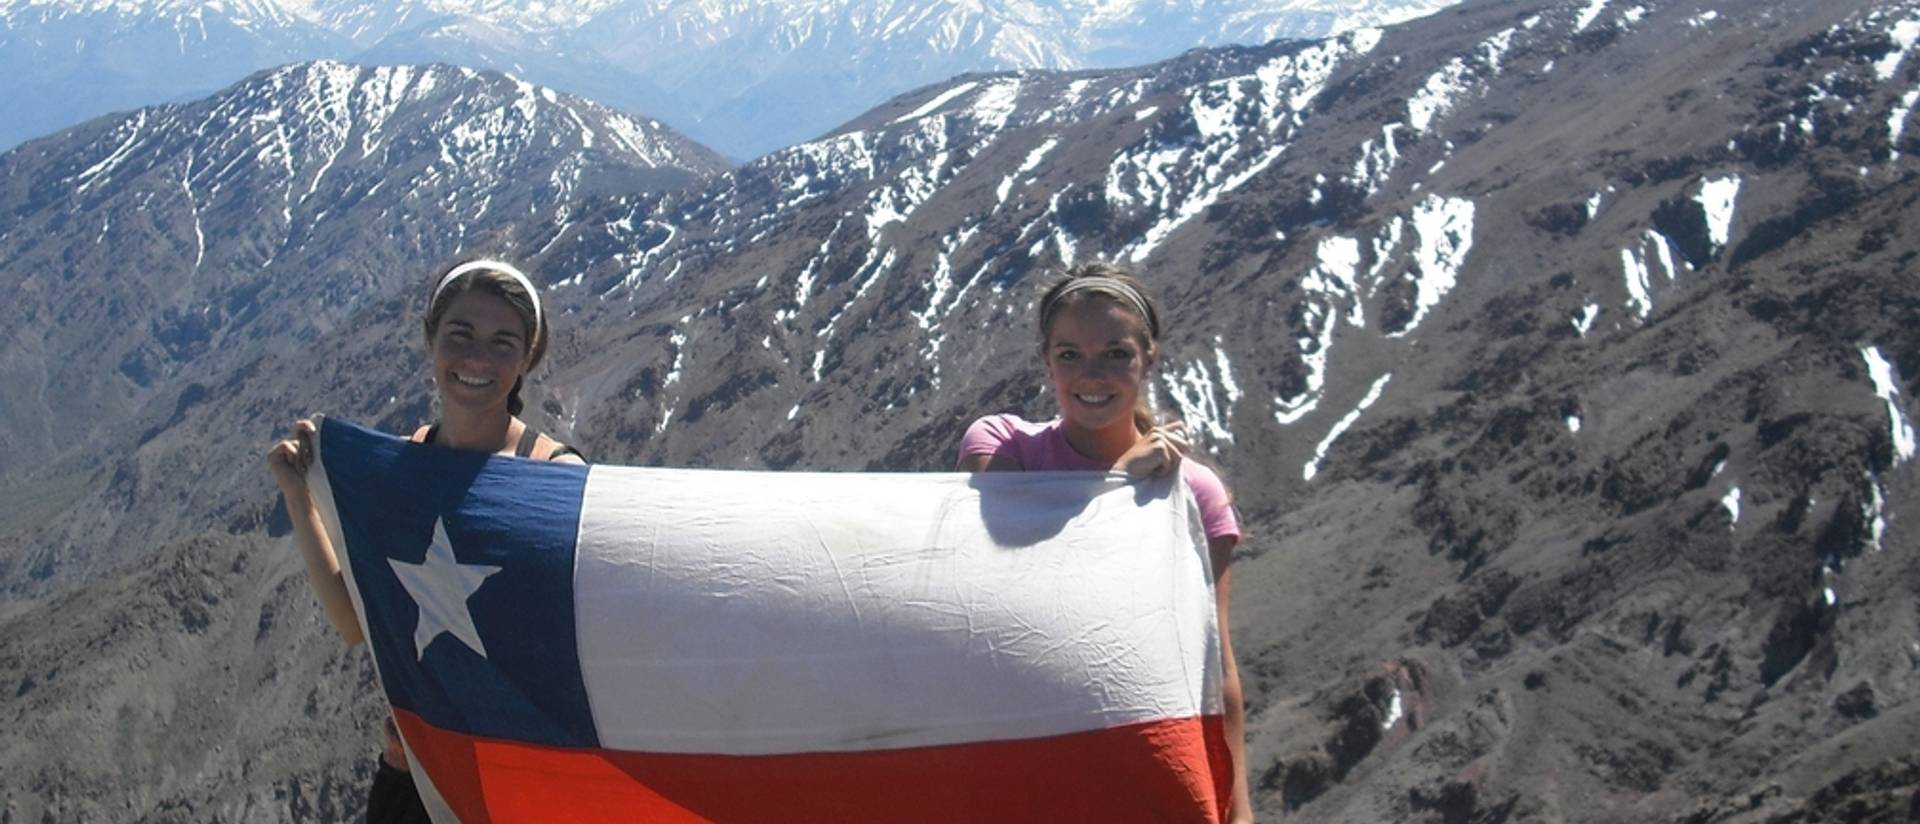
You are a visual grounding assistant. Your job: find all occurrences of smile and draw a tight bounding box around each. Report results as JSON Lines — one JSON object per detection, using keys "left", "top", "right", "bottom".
{"left": 1075, "top": 393, "right": 1115, "bottom": 404}
{"left": 451, "top": 372, "right": 493, "bottom": 388}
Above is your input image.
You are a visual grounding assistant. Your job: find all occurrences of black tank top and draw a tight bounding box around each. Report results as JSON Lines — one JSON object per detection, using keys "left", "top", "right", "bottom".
{"left": 420, "top": 424, "right": 582, "bottom": 461}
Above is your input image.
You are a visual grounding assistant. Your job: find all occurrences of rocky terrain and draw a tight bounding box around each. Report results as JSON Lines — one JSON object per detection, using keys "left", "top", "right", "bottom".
{"left": 2, "top": 0, "right": 1919, "bottom": 820}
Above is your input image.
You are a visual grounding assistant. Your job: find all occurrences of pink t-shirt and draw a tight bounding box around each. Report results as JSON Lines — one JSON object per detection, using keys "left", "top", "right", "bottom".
{"left": 958, "top": 414, "right": 1241, "bottom": 541}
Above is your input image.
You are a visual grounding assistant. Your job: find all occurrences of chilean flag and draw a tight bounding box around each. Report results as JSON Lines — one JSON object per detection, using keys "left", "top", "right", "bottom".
{"left": 307, "top": 417, "right": 1231, "bottom": 822}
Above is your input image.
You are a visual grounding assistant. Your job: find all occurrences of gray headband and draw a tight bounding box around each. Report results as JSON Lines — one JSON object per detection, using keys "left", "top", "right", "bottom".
{"left": 1047, "top": 276, "right": 1158, "bottom": 337}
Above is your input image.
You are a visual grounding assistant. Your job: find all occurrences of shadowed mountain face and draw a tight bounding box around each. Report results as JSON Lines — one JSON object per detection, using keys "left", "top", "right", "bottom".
{"left": 3, "top": 0, "right": 1919, "bottom": 820}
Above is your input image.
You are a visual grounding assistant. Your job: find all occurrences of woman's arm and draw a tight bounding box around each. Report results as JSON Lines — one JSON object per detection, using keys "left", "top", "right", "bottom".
{"left": 1212, "top": 535, "right": 1252, "bottom": 823}
{"left": 267, "top": 419, "right": 365, "bottom": 645}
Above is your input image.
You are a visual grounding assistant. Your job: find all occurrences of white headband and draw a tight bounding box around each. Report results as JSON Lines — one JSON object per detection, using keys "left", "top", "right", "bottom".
{"left": 430, "top": 260, "right": 543, "bottom": 340}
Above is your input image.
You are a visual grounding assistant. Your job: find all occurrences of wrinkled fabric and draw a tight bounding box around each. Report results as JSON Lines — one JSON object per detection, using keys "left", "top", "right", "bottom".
{"left": 311, "top": 417, "right": 1230, "bottom": 823}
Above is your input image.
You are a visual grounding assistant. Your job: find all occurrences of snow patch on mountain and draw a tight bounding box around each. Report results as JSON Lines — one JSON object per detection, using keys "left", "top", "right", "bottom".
{"left": 1382, "top": 688, "right": 1404, "bottom": 730}
{"left": 1572, "top": 303, "right": 1600, "bottom": 337}
{"left": 895, "top": 81, "right": 982, "bottom": 123}
{"left": 1650, "top": 229, "right": 1681, "bottom": 279}
{"left": 1388, "top": 195, "right": 1474, "bottom": 336}
{"left": 1111, "top": 28, "right": 1383, "bottom": 262}
{"left": 1164, "top": 337, "right": 1244, "bottom": 446}
{"left": 1618, "top": 229, "right": 1685, "bottom": 321}
{"left": 1305, "top": 373, "right": 1391, "bottom": 481}
{"left": 1276, "top": 233, "right": 1370, "bottom": 424}
{"left": 1696, "top": 175, "right": 1741, "bottom": 253}
{"left": 1862, "top": 471, "right": 1889, "bottom": 552}
{"left": 1890, "top": 89, "right": 1919, "bottom": 160}
{"left": 71, "top": 112, "right": 149, "bottom": 195}
{"left": 997, "top": 137, "right": 1059, "bottom": 204}
{"left": 1573, "top": 0, "right": 1610, "bottom": 32}
{"left": 913, "top": 228, "right": 984, "bottom": 390}
{"left": 1874, "top": 18, "right": 1920, "bottom": 81}
{"left": 1272, "top": 193, "right": 1466, "bottom": 425}
{"left": 1347, "top": 25, "right": 1520, "bottom": 196}
{"left": 1351, "top": 124, "right": 1405, "bottom": 197}
{"left": 1406, "top": 27, "right": 1516, "bottom": 134}
{"left": 1863, "top": 345, "right": 1916, "bottom": 465}
{"left": 779, "top": 222, "right": 840, "bottom": 321}
{"left": 181, "top": 152, "right": 205, "bottom": 267}
{"left": 1621, "top": 244, "right": 1657, "bottom": 321}
{"left": 1314, "top": 235, "right": 1368, "bottom": 327}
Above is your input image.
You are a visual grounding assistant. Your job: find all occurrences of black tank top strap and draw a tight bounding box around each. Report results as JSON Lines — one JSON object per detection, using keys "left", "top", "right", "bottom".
{"left": 513, "top": 425, "right": 541, "bottom": 458}
{"left": 419, "top": 422, "right": 555, "bottom": 459}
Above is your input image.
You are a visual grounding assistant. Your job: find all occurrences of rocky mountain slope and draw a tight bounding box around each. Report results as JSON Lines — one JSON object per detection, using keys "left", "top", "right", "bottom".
{"left": 3, "top": 0, "right": 1920, "bottom": 820}
{"left": 0, "top": 0, "right": 1460, "bottom": 158}
{"left": 0, "top": 59, "right": 725, "bottom": 588}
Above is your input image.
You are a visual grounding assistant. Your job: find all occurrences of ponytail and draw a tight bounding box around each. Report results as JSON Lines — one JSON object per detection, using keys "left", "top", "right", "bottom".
{"left": 1133, "top": 405, "right": 1156, "bottom": 435}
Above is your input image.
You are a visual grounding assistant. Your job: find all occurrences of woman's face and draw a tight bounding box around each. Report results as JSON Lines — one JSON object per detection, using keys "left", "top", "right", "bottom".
{"left": 1044, "top": 297, "right": 1155, "bottom": 435}
{"left": 429, "top": 289, "right": 533, "bottom": 414}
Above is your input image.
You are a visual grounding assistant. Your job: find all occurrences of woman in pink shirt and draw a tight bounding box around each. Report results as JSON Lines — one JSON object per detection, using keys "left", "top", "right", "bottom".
{"left": 956, "top": 262, "right": 1252, "bottom": 823}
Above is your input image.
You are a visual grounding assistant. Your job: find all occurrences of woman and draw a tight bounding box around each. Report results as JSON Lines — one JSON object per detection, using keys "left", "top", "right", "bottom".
{"left": 266, "top": 258, "right": 583, "bottom": 823}
{"left": 956, "top": 262, "right": 1252, "bottom": 823}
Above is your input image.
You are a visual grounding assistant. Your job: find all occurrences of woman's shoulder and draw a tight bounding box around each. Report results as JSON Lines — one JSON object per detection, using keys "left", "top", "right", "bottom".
{"left": 1178, "top": 459, "right": 1232, "bottom": 502}
{"left": 958, "top": 413, "right": 1055, "bottom": 465}
{"left": 531, "top": 432, "right": 586, "bottom": 463}
{"left": 961, "top": 414, "right": 1061, "bottom": 448}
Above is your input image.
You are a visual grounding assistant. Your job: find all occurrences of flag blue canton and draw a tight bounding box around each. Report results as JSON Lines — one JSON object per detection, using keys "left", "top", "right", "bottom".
{"left": 318, "top": 417, "right": 597, "bottom": 747}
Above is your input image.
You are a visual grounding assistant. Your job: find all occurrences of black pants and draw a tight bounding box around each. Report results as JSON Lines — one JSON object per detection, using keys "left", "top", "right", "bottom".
{"left": 367, "top": 760, "right": 431, "bottom": 824}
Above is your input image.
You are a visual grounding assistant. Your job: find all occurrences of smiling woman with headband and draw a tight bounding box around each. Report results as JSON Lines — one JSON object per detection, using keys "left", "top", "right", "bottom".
{"left": 265, "top": 257, "right": 584, "bottom": 823}
{"left": 409, "top": 258, "right": 577, "bottom": 455}
{"left": 956, "top": 261, "right": 1253, "bottom": 823}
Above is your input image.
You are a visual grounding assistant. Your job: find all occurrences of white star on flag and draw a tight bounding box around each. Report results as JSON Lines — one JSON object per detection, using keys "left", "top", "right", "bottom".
{"left": 390, "top": 517, "right": 503, "bottom": 661}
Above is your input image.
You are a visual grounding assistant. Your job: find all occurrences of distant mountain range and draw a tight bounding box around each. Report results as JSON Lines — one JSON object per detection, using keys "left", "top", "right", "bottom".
{"left": 0, "top": 0, "right": 1460, "bottom": 158}
{"left": 3, "top": 0, "right": 1920, "bottom": 820}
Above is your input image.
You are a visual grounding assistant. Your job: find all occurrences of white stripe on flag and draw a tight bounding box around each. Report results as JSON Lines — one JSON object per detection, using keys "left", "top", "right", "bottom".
{"left": 573, "top": 468, "right": 1222, "bottom": 755}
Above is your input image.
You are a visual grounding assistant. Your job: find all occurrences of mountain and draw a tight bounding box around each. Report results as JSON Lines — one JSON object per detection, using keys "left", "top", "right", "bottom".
{"left": 0, "top": 58, "right": 725, "bottom": 588}
{"left": 0, "top": 0, "right": 1463, "bottom": 158}
{"left": 0, "top": 0, "right": 346, "bottom": 153}
{"left": 543, "top": 0, "right": 1465, "bottom": 157}
{"left": 5, "top": 0, "right": 1920, "bottom": 820}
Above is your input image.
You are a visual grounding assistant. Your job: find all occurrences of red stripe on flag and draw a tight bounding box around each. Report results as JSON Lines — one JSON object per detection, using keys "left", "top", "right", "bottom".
{"left": 396, "top": 711, "right": 1232, "bottom": 823}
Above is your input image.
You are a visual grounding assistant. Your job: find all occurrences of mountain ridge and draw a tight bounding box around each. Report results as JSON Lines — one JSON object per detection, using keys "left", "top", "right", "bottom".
{"left": 0, "top": 0, "right": 1463, "bottom": 157}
